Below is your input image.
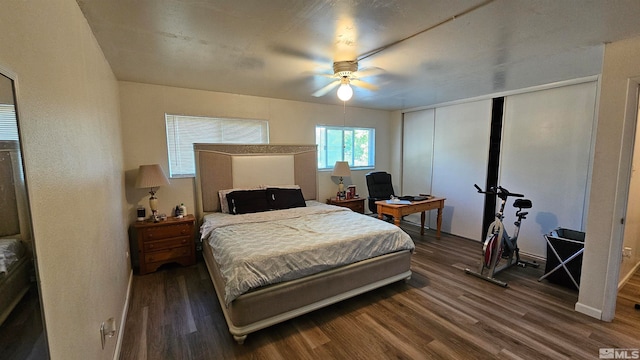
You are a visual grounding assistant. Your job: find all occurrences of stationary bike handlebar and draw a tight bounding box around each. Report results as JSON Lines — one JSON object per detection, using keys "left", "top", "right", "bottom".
{"left": 474, "top": 184, "right": 524, "bottom": 199}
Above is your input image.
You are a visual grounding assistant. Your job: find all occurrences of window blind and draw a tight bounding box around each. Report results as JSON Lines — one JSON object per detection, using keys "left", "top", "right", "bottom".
{"left": 165, "top": 114, "right": 268, "bottom": 177}
{"left": 0, "top": 104, "right": 18, "bottom": 141}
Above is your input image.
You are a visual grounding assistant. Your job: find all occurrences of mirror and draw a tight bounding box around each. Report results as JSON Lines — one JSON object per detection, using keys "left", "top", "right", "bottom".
{"left": 0, "top": 72, "right": 48, "bottom": 358}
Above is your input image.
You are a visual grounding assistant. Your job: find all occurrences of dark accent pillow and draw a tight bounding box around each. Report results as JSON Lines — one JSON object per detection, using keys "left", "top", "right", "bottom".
{"left": 226, "top": 189, "right": 270, "bottom": 215}
{"left": 266, "top": 188, "right": 306, "bottom": 210}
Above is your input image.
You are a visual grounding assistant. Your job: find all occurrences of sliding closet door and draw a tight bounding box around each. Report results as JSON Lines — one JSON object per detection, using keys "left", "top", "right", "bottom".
{"left": 500, "top": 81, "right": 596, "bottom": 257}
{"left": 402, "top": 109, "right": 434, "bottom": 224}
{"left": 432, "top": 100, "right": 492, "bottom": 239}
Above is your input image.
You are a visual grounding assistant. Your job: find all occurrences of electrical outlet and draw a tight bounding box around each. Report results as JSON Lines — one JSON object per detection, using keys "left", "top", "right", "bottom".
{"left": 623, "top": 247, "right": 632, "bottom": 258}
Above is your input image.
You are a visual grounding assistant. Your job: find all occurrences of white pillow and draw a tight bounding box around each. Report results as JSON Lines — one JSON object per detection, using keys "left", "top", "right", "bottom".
{"left": 218, "top": 187, "right": 263, "bottom": 213}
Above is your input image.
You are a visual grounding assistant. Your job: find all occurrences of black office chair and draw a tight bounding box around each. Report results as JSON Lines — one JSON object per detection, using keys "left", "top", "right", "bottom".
{"left": 366, "top": 171, "right": 395, "bottom": 214}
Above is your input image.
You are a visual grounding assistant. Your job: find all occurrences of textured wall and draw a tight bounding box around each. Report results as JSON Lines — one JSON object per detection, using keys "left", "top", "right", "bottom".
{"left": 118, "top": 81, "right": 394, "bottom": 221}
{"left": 0, "top": 1, "right": 129, "bottom": 359}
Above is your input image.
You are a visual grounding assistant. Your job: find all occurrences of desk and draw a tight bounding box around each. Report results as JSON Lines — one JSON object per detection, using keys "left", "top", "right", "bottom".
{"left": 375, "top": 197, "right": 446, "bottom": 237}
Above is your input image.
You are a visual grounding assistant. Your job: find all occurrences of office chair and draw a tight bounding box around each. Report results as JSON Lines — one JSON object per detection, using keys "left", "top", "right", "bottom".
{"left": 366, "top": 171, "right": 395, "bottom": 214}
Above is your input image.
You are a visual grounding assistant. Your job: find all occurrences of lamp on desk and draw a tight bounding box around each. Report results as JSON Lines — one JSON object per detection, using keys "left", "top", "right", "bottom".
{"left": 135, "top": 164, "right": 170, "bottom": 216}
{"left": 332, "top": 161, "right": 351, "bottom": 194}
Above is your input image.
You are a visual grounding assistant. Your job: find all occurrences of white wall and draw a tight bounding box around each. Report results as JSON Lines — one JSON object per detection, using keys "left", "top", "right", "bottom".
{"left": 580, "top": 36, "right": 640, "bottom": 320}
{"left": 0, "top": 1, "right": 128, "bottom": 359}
{"left": 119, "top": 82, "right": 394, "bottom": 221}
{"left": 620, "top": 98, "right": 640, "bottom": 284}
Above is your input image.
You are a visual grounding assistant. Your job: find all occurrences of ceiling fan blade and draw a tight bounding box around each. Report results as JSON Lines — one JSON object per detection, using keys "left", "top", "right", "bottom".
{"left": 354, "top": 66, "right": 385, "bottom": 78}
{"left": 312, "top": 80, "right": 340, "bottom": 97}
{"left": 351, "top": 79, "right": 379, "bottom": 91}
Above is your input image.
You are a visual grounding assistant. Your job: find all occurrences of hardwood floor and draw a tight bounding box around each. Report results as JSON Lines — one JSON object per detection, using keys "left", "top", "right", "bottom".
{"left": 119, "top": 224, "right": 640, "bottom": 359}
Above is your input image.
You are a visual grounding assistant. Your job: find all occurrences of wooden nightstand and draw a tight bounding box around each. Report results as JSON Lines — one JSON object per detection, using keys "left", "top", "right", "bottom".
{"left": 327, "top": 197, "right": 365, "bottom": 214}
{"left": 130, "top": 214, "right": 196, "bottom": 275}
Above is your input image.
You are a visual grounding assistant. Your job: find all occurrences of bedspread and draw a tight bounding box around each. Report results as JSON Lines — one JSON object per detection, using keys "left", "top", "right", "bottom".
{"left": 201, "top": 201, "right": 415, "bottom": 305}
{"left": 0, "top": 238, "right": 25, "bottom": 274}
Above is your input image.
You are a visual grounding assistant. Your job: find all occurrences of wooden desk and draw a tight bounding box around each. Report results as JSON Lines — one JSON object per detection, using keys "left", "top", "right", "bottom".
{"left": 375, "top": 197, "right": 446, "bottom": 237}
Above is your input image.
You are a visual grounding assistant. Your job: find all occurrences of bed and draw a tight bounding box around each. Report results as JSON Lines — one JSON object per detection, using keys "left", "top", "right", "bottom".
{"left": 194, "top": 144, "right": 415, "bottom": 344}
{"left": 0, "top": 141, "right": 33, "bottom": 327}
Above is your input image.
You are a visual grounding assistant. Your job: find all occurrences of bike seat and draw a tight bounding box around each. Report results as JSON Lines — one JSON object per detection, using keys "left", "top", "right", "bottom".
{"left": 513, "top": 199, "right": 532, "bottom": 209}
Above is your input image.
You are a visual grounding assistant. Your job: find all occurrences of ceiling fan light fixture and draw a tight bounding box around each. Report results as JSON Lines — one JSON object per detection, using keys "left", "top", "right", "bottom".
{"left": 337, "top": 78, "right": 353, "bottom": 101}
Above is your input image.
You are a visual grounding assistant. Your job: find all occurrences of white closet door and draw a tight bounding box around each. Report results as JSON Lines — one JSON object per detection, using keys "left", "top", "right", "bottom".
{"left": 402, "top": 109, "right": 435, "bottom": 224}
{"left": 432, "top": 100, "right": 492, "bottom": 239}
{"left": 500, "top": 81, "right": 596, "bottom": 257}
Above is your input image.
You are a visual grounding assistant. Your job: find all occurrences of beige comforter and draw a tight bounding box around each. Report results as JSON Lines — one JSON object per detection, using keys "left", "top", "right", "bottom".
{"left": 201, "top": 201, "right": 415, "bottom": 305}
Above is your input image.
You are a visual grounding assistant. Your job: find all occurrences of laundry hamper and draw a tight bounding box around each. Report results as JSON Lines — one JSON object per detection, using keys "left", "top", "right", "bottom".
{"left": 538, "top": 228, "right": 585, "bottom": 290}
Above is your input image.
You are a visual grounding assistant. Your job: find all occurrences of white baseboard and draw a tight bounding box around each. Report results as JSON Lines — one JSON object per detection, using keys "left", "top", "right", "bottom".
{"left": 575, "top": 301, "right": 602, "bottom": 320}
{"left": 618, "top": 260, "right": 640, "bottom": 289}
{"left": 113, "top": 270, "right": 133, "bottom": 360}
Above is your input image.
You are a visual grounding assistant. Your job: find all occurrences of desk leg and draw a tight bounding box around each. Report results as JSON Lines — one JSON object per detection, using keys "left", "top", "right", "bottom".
{"left": 420, "top": 211, "right": 425, "bottom": 235}
{"left": 436, "top": 206, "right": 443, "bottom": 239}
{"left": 394, "top": 216, "right": 401, "bottom": 227}
{"left": 377, "top": 204, "right": 383, "bottom": 220}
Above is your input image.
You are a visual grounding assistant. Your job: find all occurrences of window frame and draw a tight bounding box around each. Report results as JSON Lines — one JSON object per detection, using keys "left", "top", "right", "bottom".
{"left": 315, "top": 125, "right": 375, "bottom": 171}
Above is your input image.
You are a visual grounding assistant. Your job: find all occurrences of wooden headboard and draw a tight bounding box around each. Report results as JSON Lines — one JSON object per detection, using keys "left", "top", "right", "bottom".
{"left": 194, "top": 144, "right": 318, "bottom": 215}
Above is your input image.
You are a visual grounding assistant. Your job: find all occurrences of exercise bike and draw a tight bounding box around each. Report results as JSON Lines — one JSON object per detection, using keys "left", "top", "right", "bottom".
{"left": 465, "top": 184, "right": 539, "bottom": 287}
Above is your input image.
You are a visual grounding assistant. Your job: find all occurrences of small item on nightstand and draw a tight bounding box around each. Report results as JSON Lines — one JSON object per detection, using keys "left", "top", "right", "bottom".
{"left": 174, "top": 205, "right": 182, "bottom": 217}
{"left": 179, "top": 203, "right": 187, "bottom": 217}
{"left": 137, "top": 206, "right": 146, "bottom": 221}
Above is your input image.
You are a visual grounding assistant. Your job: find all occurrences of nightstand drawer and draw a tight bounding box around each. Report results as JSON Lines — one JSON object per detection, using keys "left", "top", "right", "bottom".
{"left": 141, "top": 223, "right": 192, "bottom": 241}
{"left": 144, "top": 237, "right": 190, "bottom": 252}
{"left": 144, "top": 245, "right": 192, "bottom": 263}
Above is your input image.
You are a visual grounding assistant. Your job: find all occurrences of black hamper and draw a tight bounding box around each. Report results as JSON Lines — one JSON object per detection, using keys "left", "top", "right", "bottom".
{"left": 539, "top": 228, "right": 585, "bottom": 290}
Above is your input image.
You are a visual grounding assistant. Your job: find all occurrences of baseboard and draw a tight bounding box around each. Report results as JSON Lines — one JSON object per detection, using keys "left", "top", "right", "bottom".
{"left": 113, "top": 269, "right": 133, "bottom": 360}
{"left": 618, "top": 260, "right": 640, "bottom": 289}
{"left": 575, "top": 301, "right": 602, "bottom": 320}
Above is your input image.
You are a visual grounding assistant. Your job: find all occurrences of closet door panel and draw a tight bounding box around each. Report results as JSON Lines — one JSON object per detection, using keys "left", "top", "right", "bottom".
{"left": 402, "top": 109, "right": 434, "bottom": 224}
{"left": 432, "top": 100, "right": 492, "bottom": 239}
{"left": 500, "top": 81, "right": 596, "bottom": 257}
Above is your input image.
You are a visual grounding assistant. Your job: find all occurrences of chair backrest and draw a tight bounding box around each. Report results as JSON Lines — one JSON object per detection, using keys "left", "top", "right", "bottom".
{"left": 366, "top": 171, "right": 395, "bottom": 213}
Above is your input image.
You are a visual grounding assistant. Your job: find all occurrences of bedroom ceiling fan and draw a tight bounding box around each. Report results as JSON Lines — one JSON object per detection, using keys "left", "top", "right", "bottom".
{"left": 306, "top": 0, "right": 495, "bottom": 102}
{"left": 311, "top": 60, "right": 380, "bottom": 101}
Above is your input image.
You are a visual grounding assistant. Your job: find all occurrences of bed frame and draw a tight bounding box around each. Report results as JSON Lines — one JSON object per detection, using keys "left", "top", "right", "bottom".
{"left": 194, "top": 143, "right": 412, "bottom": 344}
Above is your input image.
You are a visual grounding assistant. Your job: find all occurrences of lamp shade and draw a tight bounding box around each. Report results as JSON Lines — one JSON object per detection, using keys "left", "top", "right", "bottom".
{"left": 135, "top": 164, "right": 170, "bottom": 189}
{"left": 332, "top": 161, "right": 352, "bottom": 178}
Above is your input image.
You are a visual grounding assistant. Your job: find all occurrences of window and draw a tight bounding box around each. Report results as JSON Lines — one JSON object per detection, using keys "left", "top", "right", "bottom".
{"left": 316, "top": 125, "right": 375, "bottom": 170}
{"left": 165, "top": 114, "right": 269, "bottom": 177}
{"left": 0, "top": 104, "right": 18, "bottom": 141}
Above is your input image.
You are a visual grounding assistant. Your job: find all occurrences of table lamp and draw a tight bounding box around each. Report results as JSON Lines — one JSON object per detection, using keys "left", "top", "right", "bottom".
{"left": 135, "top": 164, "right": 170, "bottom": 216}
{"left": 332, "top": 161, "right": 352, "bottom": 194}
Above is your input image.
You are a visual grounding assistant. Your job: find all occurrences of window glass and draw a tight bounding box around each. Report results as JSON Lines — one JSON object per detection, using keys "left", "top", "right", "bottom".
{"left": 315, "top": 125, "right": 375, "bottom": 170}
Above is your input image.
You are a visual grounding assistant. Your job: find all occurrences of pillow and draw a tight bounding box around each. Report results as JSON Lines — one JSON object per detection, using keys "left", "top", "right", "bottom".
{"left": 266, "top": 187, "right": 306, "bottom": 210}
{"left": 226, "top": 189, "right": 270, "bottom": 215}
{"left": 219, "top": 187, "right": 262, "bottom": 213}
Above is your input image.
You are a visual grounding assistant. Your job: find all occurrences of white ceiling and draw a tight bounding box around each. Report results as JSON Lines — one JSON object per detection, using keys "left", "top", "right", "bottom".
{"left": 77, "top": 0, "right": 640, "bottom": 111}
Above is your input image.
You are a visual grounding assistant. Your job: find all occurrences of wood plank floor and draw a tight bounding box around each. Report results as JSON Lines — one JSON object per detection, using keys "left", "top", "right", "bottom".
{"left": 119, "top": 224, "right": 640, "bottom": 359}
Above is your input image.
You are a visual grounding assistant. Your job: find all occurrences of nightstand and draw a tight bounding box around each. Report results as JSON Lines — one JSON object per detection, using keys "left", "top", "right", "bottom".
{"left": 130, "top": 215, "right": 196, "bottom": 275}
{"left": 327, "top": 197, "right": 365, "bottom": 214}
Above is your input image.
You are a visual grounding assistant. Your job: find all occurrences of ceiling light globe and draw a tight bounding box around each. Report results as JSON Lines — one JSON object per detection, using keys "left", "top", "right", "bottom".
{"left": 337, "top": 83, "right": 353, "bottom": 101}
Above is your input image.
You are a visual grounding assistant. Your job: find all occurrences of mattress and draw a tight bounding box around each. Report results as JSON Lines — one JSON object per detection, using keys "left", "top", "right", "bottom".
{"left": 201, "top": 201, "right": 415, "bottom": 305}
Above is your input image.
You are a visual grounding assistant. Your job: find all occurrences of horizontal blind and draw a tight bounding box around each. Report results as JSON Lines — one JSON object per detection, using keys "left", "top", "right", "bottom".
{"left": 0, "top": 104, "right": 18, "bottom": 141}
{"left": 165, "top": 114, "right": 268, "bottom": 177}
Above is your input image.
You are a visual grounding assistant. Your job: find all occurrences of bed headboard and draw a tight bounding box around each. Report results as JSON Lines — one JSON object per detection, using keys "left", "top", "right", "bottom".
{"left": 194, "top": 144, "right": 318, "bottom": 215}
